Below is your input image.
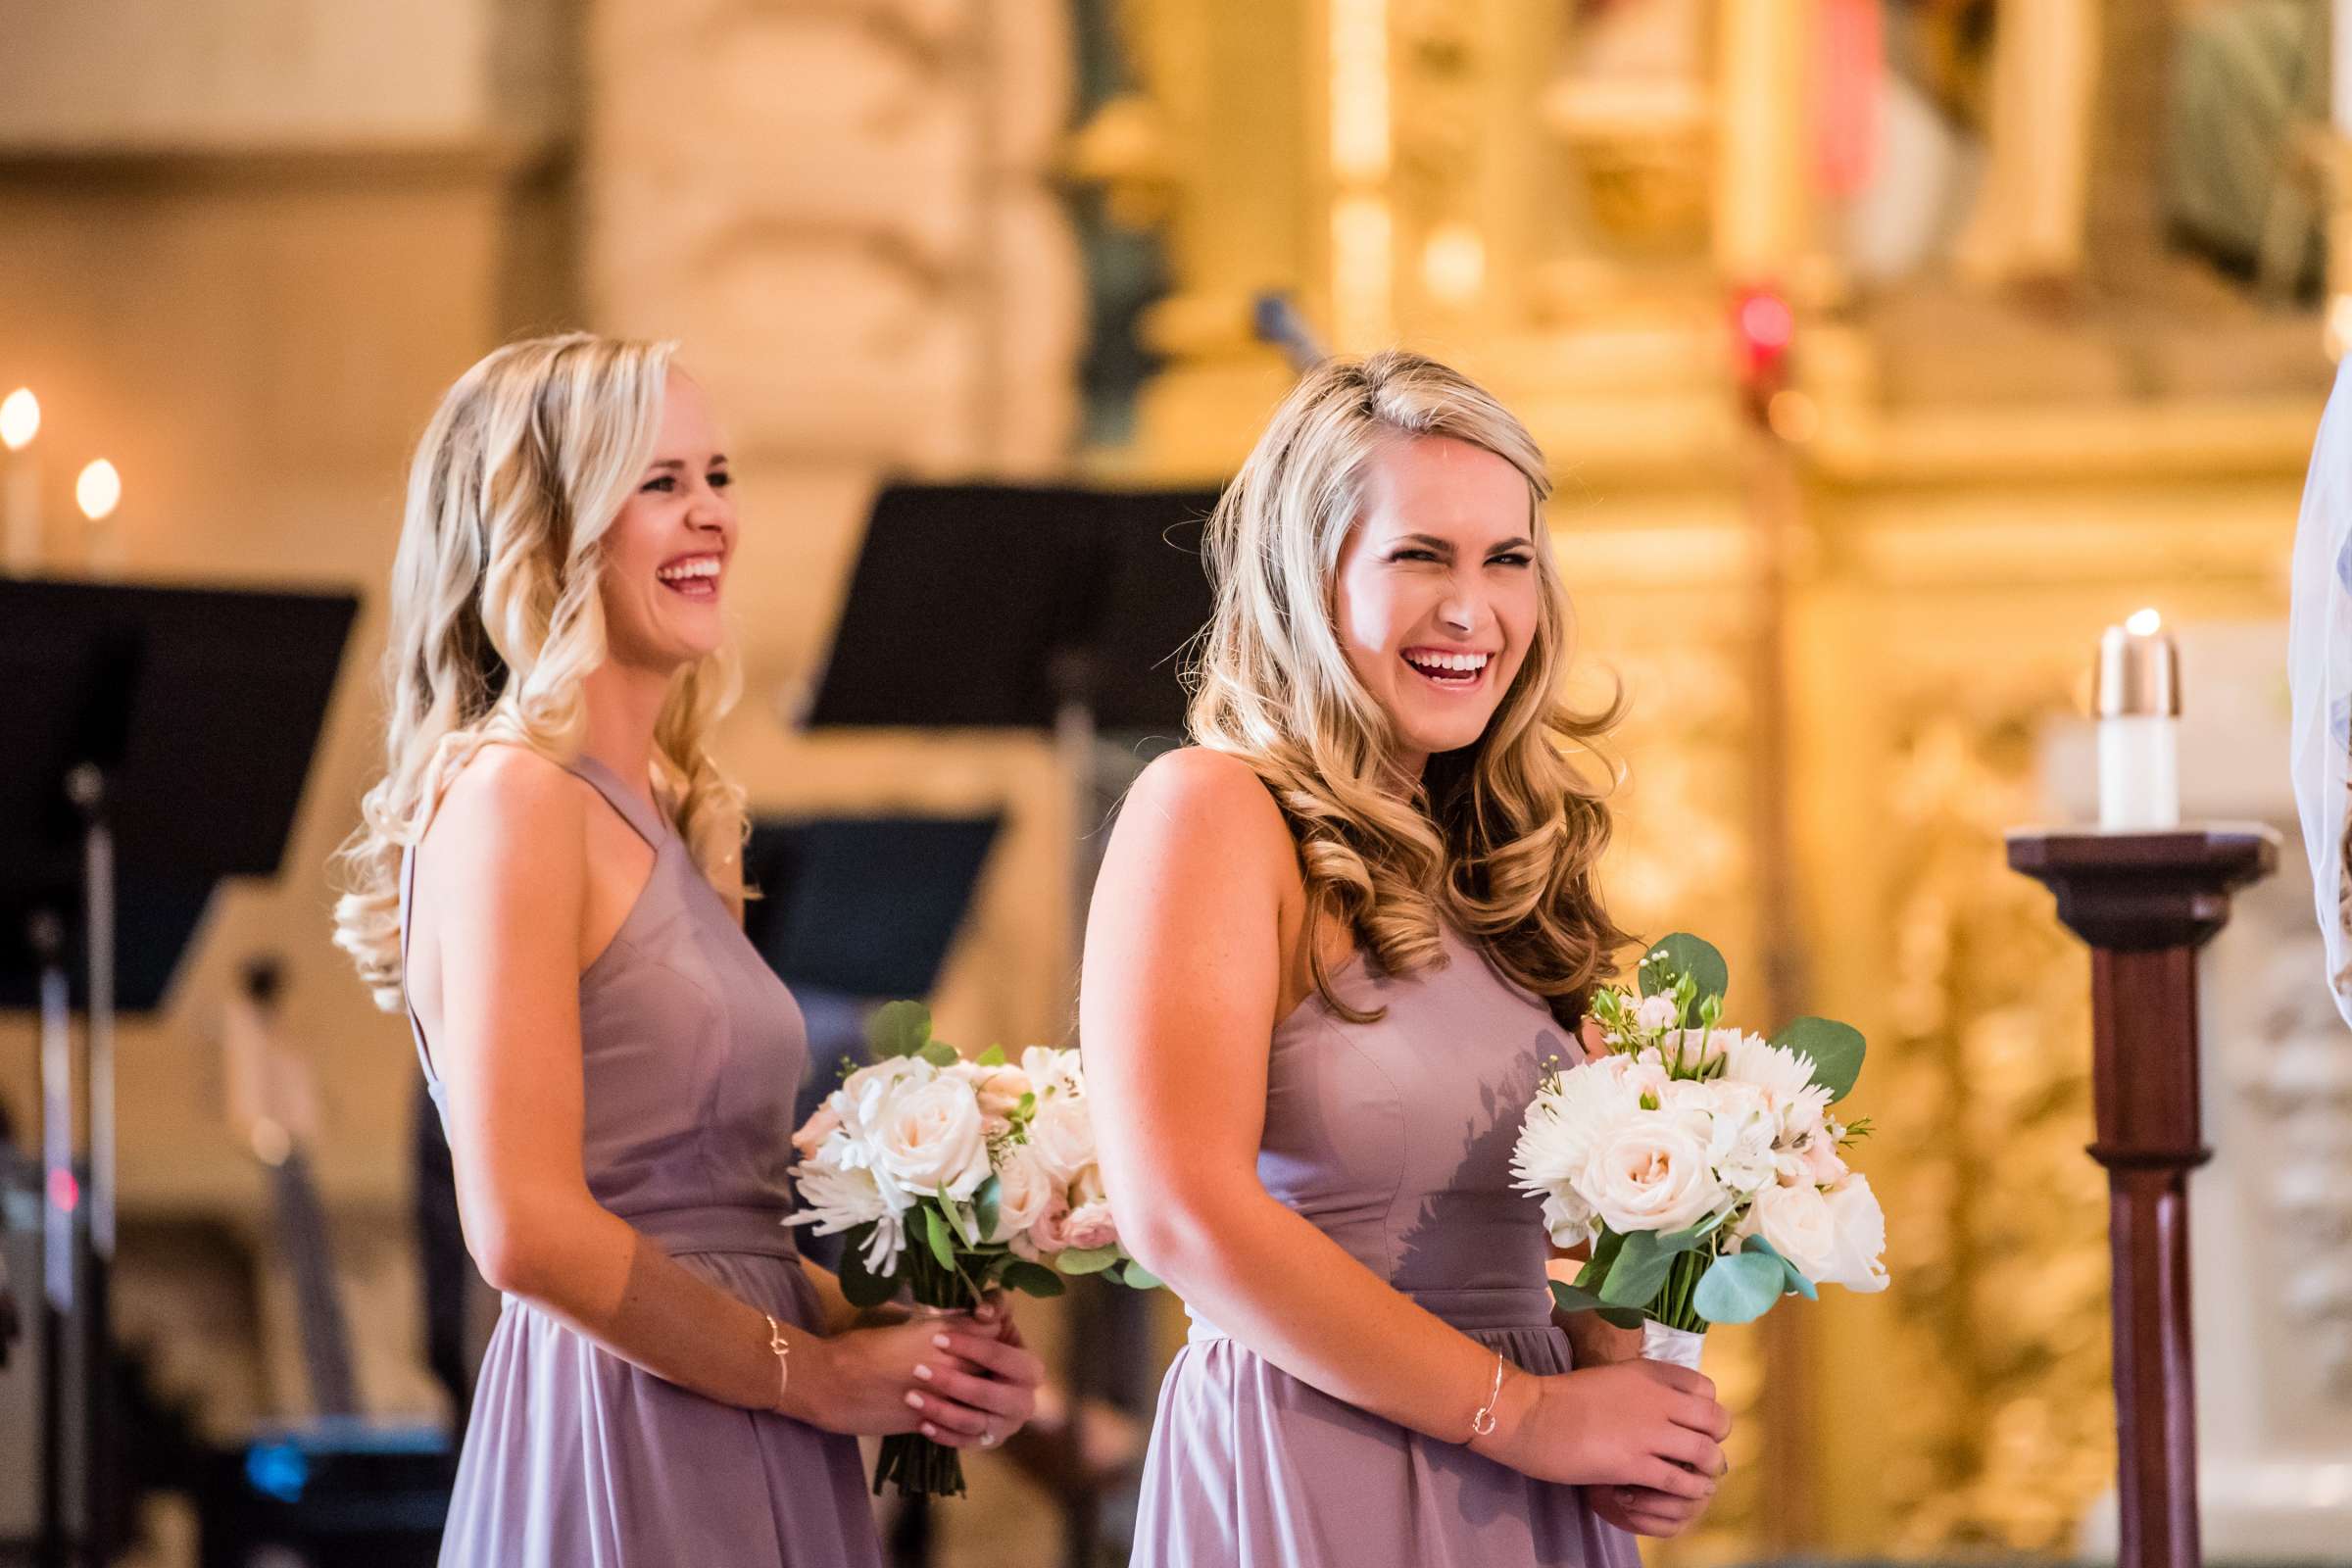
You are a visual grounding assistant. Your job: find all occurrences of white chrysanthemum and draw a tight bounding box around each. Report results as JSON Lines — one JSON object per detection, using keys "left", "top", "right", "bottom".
{"left": 784, "top": 1155, "right": 905, "bottom": 1270}
{"left": 1722, "top": 1033, "right": 1818, "bottom": 1105}
{"left": 1513, "top": 1059, "right": 1642, "bottom": 1191}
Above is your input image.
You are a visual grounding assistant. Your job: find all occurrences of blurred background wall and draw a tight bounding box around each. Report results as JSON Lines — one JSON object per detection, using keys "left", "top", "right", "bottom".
{"left": 0, "top": 1, "right": 2343, "bottom": 1564}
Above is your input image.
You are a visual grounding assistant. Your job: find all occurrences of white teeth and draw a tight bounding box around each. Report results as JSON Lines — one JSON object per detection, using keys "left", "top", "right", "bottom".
{"left": 658, "top": 557, "right": 720, "bottom": 582}
{"left": 1406, "top": 650, "right": 1489, "bottom": 674}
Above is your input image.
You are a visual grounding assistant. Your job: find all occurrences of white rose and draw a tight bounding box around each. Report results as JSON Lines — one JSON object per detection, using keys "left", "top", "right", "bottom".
{"left": 871, "top": 1075, "right": 993, "bottom": 1200}
{"left": 986, "top": 1143, "right": 1055, "bottom": 1242}
{"left": 1574, "top": 1113, "right": 1730, "bottom": 1235}
{"left": 1817, "top": 1174, "right": 1890, "bottom": 1293}
{"left": 837, "top": 1056, "right": 933, "bottom": 1139}
{"left": 948, "top": 1058, "right": 1034, "bottom": 1119}
{"left": 1024, "top": 1092, "right": 1098, "bottom": 1186}
{"left": 1635, "top": 994, "right": 1681, "bottom": 1034}
{"left": 1062, "top": 1199, "right": 1119, "bottom": 1251}
{"left": 1742, "top": 1180, "right": 1839, "bottom": 1280}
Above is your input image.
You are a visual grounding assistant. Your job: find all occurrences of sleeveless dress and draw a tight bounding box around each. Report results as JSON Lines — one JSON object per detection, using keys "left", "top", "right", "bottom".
{"left": 1130, "top": 926, "right": 1643, "bottom": 1568}
{"left": 400, "top": 755, "right": 882, "bottom": 1568}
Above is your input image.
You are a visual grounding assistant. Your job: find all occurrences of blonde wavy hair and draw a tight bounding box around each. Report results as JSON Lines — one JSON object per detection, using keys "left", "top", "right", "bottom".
{"left": 333, "top": 332, "right": 746, "bottom": 1011}
{"left": 1188, "top": 349, "right": 1628, "bottom": 1024}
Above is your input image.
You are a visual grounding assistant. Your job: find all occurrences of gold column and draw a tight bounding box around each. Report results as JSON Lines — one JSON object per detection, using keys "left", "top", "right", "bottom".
{"left": 1713, "top": 0, "right": 1817, "bottom": 283}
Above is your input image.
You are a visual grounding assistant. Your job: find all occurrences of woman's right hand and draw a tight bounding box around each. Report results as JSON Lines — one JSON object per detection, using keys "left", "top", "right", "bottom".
{"left": 797, "top": 1313, "right": 999, "bottom": 1440}
{"left": 1476, "top": 1359, "right": 1730, "bottom": 1497}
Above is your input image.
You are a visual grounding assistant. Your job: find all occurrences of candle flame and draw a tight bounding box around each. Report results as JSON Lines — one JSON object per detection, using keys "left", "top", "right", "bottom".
{"left": 76, "top": 459, "right": 121, "bottom": 521}
{"left": 2125, "top": 608, "right": 2162, "bottom": 637}
{"left": 0, "top": 388, "right": 37, "bottom": 452}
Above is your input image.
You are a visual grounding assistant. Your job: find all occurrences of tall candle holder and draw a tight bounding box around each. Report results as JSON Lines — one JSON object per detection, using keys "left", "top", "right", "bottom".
{"left": 2010, "top": 615, "right": 2278, "bottom": 1568}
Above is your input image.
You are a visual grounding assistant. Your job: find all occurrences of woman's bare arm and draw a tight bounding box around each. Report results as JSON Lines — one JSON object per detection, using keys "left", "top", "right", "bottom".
{"left": 417, "top": 748, "right": 1003, "bottom": 1439}
{"left": 1082, "top": 751, "right": 1726, "bottom": 1493}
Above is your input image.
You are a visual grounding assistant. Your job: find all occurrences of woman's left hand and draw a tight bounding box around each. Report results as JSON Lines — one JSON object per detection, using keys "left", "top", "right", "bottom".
{"left": 907, "top": 1301, "right": 1046, "bottom": 1450}
{"left": 1592, "top": 1480, "right": 1715, "bottom": 1539}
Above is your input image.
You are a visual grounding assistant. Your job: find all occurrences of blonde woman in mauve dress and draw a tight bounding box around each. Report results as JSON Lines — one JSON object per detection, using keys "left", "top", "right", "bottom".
{"left": 331, "top": 334, "right": 1044, "bottom": 1567}
{"left": 1084, "top": 352, "right": 1732, "bottom": 1566}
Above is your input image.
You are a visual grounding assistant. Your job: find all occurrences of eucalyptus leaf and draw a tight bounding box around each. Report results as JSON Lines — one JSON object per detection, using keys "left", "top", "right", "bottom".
{"left": 977, "top": 1044, "right": 1006, "bottom": 1067}
{"left": 923, "top": 1206, "right": 956, "bottom": 1271}
{"left": 999, "top": 1259, "right": 1066, "bottom": 1298}
{"left": 1773, "top": 1016, "right": 1866, "bottom": 1102}
{"left": 1054, "top": 1246, "right": 1122, "bottom": 1276}
{"left": 867, "top": 1000, "right": 932, "bottom": 1060}
{"left": 1599, "top": 1230, "right": 1678, "bottom": 1309}
{"left": 1691, "top": 1250, "right": 1785, "bottom": 1325}
{"left": 1741, "top": 1235, "right": 1818, "bottom": 1301}
{"left": 1573, "top": 1227, "right": 1626, "bottom": 1293}
{"left": 1638, "top": 933, "right": 1729, "bottom": 1009}
{"left": 919, "top": 1041, "right": 960, "bottom": 1069}
{"left": 1547, "top": 1280, "right": 1644, "bottom": 1331}
{"left": 1121, "top": 1261, "right": 1163, "bottom": 1290}
{"left": 974, "top": 1176, "right": 1003, "bottom": 1247}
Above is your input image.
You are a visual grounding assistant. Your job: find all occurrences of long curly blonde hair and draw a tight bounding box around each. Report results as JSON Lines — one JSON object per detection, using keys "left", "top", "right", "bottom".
{"left": 1188, "top": 350, "right": 1628, "bottom": 1023}
{"left": 332, "top": 332, "right": 747, "bottom": 1011}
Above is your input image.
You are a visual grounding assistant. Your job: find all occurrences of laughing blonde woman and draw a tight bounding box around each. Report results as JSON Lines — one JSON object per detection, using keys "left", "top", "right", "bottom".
{"left": 334, "top": 334, "right": 1041, "bottom": 1566}
{"left": 1084, "top": 351, "right": 1731, "bottom": 1565}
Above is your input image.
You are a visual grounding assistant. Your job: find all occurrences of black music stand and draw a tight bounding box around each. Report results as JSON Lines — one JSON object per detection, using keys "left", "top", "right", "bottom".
{"left": 803, "top": 482, "right": 1221, "bottom": 1568}
{"left": 0, "top": 578, "right": 357, "bottom": 1568}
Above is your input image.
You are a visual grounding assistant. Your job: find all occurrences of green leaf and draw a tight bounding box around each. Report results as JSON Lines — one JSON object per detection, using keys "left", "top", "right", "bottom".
{"left": 1692, "top": 1250, "right": 1786, "bottom": 1325}
{"left": 998, "top": 1259, "right": 1066, "bottom": 1298}
{"left": 837, "top": 1226, "right": 898, "bottom": 1308}
{"left": 974, "top": 1176, "right": 1003, "bottom": 1246}
{"left": 1054, "top": 1246, "right": 1122, "bottom": 1276}
{"left": 1120, "top": 1260, "right": 1162, "bottom": 1290}
{"left": 1638, "top": 933, "right": 1729, "bottom": 1008}
{"left": 1741, "top": 1235, "right": 1818, "bottom": 1301}
{"left": 867, "top": 1001, "right": 932, "bottom": 1060}
{"left": 1573, "top": 1228, "right": 1626, "bottom": 1293}
{"left": 1773, "top": 1016, "right": 1866, "bottom": 1102}
{"left": 919, "top": 1040, "right": 960, "bottom": 1069}
{"left": 923, "top": 1206, "right": 957, "bottom": 1271}
{"left": 1598, "top": 1221, "right": 1717, "bottom": 1309}
{"left": 977, "top": 1044, "right": 1006, "bottom": 1068}
{"left": 1547, "top": 1280, "right": 1644, "bottom": 1331}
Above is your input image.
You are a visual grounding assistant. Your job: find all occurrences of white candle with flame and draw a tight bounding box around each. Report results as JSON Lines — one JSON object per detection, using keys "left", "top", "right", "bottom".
{"left": 2, "top": 388, "right": 40, "bottom": 573}
{"left": 77, "top": 458, "right": 121, "bottom": 575}
{"left": 2094, "top": 608, "right": 2180, "bottom": 830}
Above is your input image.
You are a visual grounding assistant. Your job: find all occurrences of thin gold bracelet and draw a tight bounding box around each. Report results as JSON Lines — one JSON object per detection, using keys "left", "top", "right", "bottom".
{"left": 1469, "top": 1350, "right": 1505, "bottom": 1438}
{"left": 763, "top": 1313, "right": 792, "bottom": 1410}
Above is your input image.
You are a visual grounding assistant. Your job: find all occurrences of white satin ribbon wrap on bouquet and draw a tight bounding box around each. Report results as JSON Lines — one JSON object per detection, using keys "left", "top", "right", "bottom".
{"left": 1641, "top": 1320, "right": 1704, "bottom": 1370}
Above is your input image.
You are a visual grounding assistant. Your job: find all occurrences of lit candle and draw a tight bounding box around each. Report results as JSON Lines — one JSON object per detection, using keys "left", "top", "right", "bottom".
{"left": 76, "top": 458, "right": 121, "bottom": 575}
{"left": 2, "top": 388, "right": 39, "bottom": 573}
{"left": 2094, "top": 608, "right": 2181, "bottom": 830}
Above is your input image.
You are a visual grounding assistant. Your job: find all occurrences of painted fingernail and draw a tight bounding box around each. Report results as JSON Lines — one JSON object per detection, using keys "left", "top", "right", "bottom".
{"left": 904, "top": 1392, "right": 924, "bottom": 1410}
{"left": 932, "top": 1334, "right": 952, "bottom": 1349}
{"left": 913, "top": 1364, "right": 933, "bottom": 1382}
{"left": 921, "top": 1422, "right": 939, "bottom": 1438}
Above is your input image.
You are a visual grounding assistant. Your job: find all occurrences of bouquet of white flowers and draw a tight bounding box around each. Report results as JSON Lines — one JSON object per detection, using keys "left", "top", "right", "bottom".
{"left": 784, "top": 1002, "right": 1155, "bottom": 1497}
{"left": 1512, "top": 934, "right": 1887, "bottom": 1367}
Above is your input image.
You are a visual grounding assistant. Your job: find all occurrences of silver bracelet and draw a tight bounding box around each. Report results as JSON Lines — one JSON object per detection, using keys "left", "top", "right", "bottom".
{"left": 763, "top": 1312, "right": 792, "bottom": 1410}
{"left": 1469, "top": 1350, "right": 1505, "bottom": 1438}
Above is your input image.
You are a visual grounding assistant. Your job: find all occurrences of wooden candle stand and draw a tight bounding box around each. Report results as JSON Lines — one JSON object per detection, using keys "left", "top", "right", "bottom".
{"left": 2005, "top": 827, "right": 2278, "bottom": 1568}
